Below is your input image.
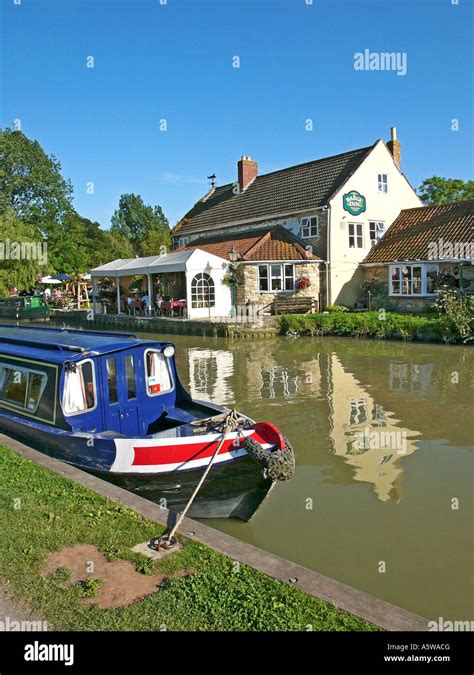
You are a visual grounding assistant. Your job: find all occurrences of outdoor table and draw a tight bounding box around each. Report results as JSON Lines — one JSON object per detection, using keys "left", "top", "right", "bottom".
{"left": 162, "top": 300, "right": 186, "bottom": 317}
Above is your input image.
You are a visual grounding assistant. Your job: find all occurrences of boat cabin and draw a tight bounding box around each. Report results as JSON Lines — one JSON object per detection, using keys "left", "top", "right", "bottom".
{"left": 0, "top": 325, "right": 218, "bottom": 437}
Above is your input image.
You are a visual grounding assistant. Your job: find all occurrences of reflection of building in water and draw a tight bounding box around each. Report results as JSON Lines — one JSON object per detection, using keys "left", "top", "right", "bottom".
{"left": 327, "top": 354, "right": 420, "bottom": 502}
{"left": 187, "top": 348, "right": 235, "bottom": 404}
{"left": 244, "top": 347, "right": 321, "bottom": 401}
{"left": 389, "top": 362, "right": 433, "bottom": 395}
{"left": 259, "top": 366, "right": 298, "bottom": 399}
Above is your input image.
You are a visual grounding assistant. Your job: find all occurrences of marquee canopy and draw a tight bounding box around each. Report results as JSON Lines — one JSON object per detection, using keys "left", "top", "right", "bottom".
{"left": 90, "top": 249, "right": 228, "bottom": 277}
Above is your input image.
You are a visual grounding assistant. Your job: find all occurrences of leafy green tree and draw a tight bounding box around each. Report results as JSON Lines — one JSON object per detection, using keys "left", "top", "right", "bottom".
{"left": 111, "top": 194, "right": 171, "bottom": 256}
{"left": 46, "top": 210, "right": 91, "bottom": 274}
{"left": 417, "top": 176, "right": 474, "bottom": 205}
{"left": 0, "top": 128, "right": 73, "bottom": 232}
{"left": 0, "top": 210, "right": 46, "bottom": 295}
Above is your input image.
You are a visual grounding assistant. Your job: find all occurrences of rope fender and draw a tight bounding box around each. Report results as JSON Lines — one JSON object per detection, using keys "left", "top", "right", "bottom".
{"left": 243, "top": 435, "right": 295, "bottom": 482}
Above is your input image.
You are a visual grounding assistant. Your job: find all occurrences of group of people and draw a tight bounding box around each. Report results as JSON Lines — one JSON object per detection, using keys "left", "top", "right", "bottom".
{"left": 119, "top": 291, "right": 164, "bottom": 316}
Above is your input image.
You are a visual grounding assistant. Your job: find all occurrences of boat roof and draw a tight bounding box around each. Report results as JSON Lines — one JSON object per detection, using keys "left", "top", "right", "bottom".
{"left": 0, "top": 325, "right": 172, "bottom": 364}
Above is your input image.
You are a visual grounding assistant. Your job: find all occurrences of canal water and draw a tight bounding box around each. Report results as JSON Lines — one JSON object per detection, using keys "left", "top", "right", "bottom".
{"left": 130, "top": 332, "right": 472, "bottom": 622}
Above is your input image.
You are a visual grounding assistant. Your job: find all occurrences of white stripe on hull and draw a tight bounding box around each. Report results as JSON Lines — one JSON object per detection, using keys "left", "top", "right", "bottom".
{"left": 110, "top": 429, "right": 271, "bottom": 474}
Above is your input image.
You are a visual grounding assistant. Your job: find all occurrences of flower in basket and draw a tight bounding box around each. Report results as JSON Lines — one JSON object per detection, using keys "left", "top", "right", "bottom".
{"left": 295, "top": 276, "right": 311, "bottom": 290}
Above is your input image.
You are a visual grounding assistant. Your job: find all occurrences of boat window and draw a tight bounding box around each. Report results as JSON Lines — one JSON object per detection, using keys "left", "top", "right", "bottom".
{"left": 0, "top": 363, "right": 47, "bottom": 413}
{"left": 62, "top": 360, "right": 96, "bottom": 415}
{"left": 125, "top": 355, "right": 136, "bottom": 400}
{"left": 145, "top": 349, "right": 173, "bottom": 396}
{"left": 106, "top": 358, "right": 118, "bottom": 404}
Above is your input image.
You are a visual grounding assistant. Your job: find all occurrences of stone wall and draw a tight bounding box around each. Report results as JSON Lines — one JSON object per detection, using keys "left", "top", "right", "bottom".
{"left": 236, "top": 261, "right": 321, "bottom": 312}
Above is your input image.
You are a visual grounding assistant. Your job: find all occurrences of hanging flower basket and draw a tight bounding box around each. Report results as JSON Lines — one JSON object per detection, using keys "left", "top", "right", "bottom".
{"left": 222, "top": 271, "right": 241, "bottom": 287}
{"left": 295, "top": 276, "right": 311, "bottom": 290}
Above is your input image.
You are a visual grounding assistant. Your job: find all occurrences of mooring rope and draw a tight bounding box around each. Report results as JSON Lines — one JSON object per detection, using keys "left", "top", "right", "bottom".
{"left": 155, "top": 409, "right": 243, "bottom": 549}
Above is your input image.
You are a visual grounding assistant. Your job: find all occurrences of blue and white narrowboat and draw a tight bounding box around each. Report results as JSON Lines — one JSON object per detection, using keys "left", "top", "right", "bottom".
{"left": 0, "top": 325, "right": 293, "bottom": 518}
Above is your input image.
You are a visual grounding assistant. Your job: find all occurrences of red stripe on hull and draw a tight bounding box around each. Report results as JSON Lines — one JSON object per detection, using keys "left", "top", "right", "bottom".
{"left": 132, "top": 432, "right": 269, "bottom": 466}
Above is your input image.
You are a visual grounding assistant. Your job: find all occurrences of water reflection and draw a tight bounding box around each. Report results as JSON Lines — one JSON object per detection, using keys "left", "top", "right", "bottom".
{"left": 185, "top": 343, "right": 423, "bottom": 503}
{"left": 141, "top": 332, "right": 474, "bottom": 618}
{"left": 326, "top": 354, "right": 419, "bottom": 502}
{"left": 187, "top": 348, "right": 235, "bottom": 404}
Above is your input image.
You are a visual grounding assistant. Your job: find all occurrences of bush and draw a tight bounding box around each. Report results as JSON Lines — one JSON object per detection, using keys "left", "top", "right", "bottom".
{"left": 324, "top": 305, "right": 350, "bottom": 312}
{"left": 433, "top": 288, "right": 474, "bottom": 343}
{"left": 280, "top": 311, "right": 443, "bottom": 342}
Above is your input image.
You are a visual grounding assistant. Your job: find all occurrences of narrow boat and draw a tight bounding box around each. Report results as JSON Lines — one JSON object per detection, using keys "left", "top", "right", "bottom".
{"left": 0, "top": 296, "right": 50, "bottom": 321}
{"left": 0, "top": 325, "right": 294, "bottom": 519}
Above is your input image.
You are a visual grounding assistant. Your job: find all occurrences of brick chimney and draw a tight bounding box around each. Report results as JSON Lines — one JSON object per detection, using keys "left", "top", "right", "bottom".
{"left": 387, "top": 127, "right": 401, "bottom": 169}
{"left": 237, "top": 155, "right": 258, "bottom": 191}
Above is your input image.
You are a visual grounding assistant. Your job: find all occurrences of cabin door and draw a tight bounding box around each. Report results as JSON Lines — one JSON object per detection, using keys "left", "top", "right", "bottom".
{"left": 101, "top": 354, "right": 140, "bottom": 436}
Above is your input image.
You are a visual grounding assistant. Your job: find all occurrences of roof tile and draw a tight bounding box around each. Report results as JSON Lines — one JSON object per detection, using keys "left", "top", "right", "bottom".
{"left": 173, "top": 145, "right": 374, "bottom": 235}
{"left": 175, "top": 225, "right": 321, "bottom": 261}
{"left": 363, "top": 201, "right": 474, "bottom": 263}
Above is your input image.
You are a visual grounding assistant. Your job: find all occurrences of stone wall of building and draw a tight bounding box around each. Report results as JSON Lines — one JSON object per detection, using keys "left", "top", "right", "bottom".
{"left": 235, "top": 261, "right": 321, "bottom": 311}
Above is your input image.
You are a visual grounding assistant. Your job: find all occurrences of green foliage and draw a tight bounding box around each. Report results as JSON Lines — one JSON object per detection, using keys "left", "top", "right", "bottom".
{"left": 79, "top": 578, "right": 102, "bottom": 598}
{"left": 0, "top": 129, "right": 73, "bottom": 230}
{"left": 433, "top": 287, "right": 474, "bottom": 344}
{"left": 417, "top": 176, "right": 474, "bottom": 205}
{"left": 111, "top": 194, "right": 171, "bottom": 256}
{"left": 280, "top": 312, "right": 443, "bottom": 342}
{"left": 324, "top": 305, "right": 349, "bottom": 312}
{"left": 0, "top": 445, "right": 375, "bottom": 632}
{"left": 0, "top": 210, "right": 47, "bottom": 295}
{"left": 360, "top": 278, "right": 392, "bottom": 310}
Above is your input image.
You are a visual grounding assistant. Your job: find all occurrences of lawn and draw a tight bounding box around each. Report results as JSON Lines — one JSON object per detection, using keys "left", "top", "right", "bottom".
{"left": 0, "top": 445, "right": 377, "bottom": 632}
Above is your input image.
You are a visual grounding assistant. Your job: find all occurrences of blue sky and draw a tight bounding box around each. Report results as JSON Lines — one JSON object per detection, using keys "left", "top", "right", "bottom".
{"left": 1, "top": 0, "right": 472, "bottom": 228}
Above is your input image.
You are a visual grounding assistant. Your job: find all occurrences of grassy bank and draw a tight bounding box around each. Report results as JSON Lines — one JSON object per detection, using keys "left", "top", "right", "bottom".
{"left": 0, "top": 445, "right": 376, "bottom": 631}
{"left": 279, "top": 311, "right": 445, "bottom": 342}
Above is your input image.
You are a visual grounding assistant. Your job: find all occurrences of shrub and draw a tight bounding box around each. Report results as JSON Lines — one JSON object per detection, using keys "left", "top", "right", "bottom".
{"left": 433, "top": 288, "right": 474, "bottom": 343}
{"left": 280, "top": 311, "right": 443, "bottom": 342}
{"left": 325, "top": 305, "right": 350, "bottom": 312}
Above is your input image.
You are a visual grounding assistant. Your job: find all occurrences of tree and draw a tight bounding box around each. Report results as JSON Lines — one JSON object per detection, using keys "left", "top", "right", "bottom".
{"left": 0, "top": 210, "right": 46, "bottom": 296}
{"left": 111, "top": 194, "right": 171, "bottom": 256}
{"left": 417, "top": 176, "right": 474, "bottom": 205}
{"left": 0, "top": 128, "right": 73, "bottom": 232}
{"left": 46, "top": 210, "right": 90, "bottom": 275}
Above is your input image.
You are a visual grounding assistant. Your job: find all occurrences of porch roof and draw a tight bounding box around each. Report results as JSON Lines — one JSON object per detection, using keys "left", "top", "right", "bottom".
{"left": 90, "top": 249, "right": 226, "bottom": 277}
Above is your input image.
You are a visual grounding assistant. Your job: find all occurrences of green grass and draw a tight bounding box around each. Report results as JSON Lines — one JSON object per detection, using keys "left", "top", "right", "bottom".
{"left": 279, "top": 311, "right": 444, "bottom": 342}
{"left": 0, "top": 445, "right": 377, "bottom": 631}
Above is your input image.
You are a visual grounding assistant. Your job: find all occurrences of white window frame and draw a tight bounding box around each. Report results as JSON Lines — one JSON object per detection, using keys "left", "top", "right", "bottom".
{"left": 178, "top": 236, "right": 189, "bottom": 247}
{"left": 389, "top": 264, "right": 439, "bottom": 297}
{"left": 258, "top": 263, "right": 295, "bottom": 292}
{"left": 369, "top": 221, "right": 385, "bottom": 246}
{"left": 348, "top": 222, "right": 364, "bottom": 249}
{"left": 144, "top": 348, "right": 175, "bottom": 398}
{"left": 61, "top": 358, "right": 98, "bottom": 416}
{"left": 191, "top": 273, "right": 215, "bottom": 308}
{"left": 377, "top": 173, "right": 388, "bottom": 193}
{"left": 299, "top": 216, "right": 319, "bottom": 239}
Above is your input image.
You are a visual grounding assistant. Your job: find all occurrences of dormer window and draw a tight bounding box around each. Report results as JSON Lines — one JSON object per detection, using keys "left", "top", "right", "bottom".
{"left": 300, "top": 216, "right": 318, "bottom": 238}
{"left": 377, "top": 174, "right": 388, "bottom": 193}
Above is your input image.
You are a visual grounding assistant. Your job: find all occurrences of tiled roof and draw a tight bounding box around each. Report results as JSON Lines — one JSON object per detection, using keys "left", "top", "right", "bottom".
{"left": 363, "top": 201, "right": 474, "bottom": 263}
{"left": 175, "top": 225, "right": 322, "bottom": 261}
{"left": 173, "top": 145, "right": 374, "bottom": 235}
